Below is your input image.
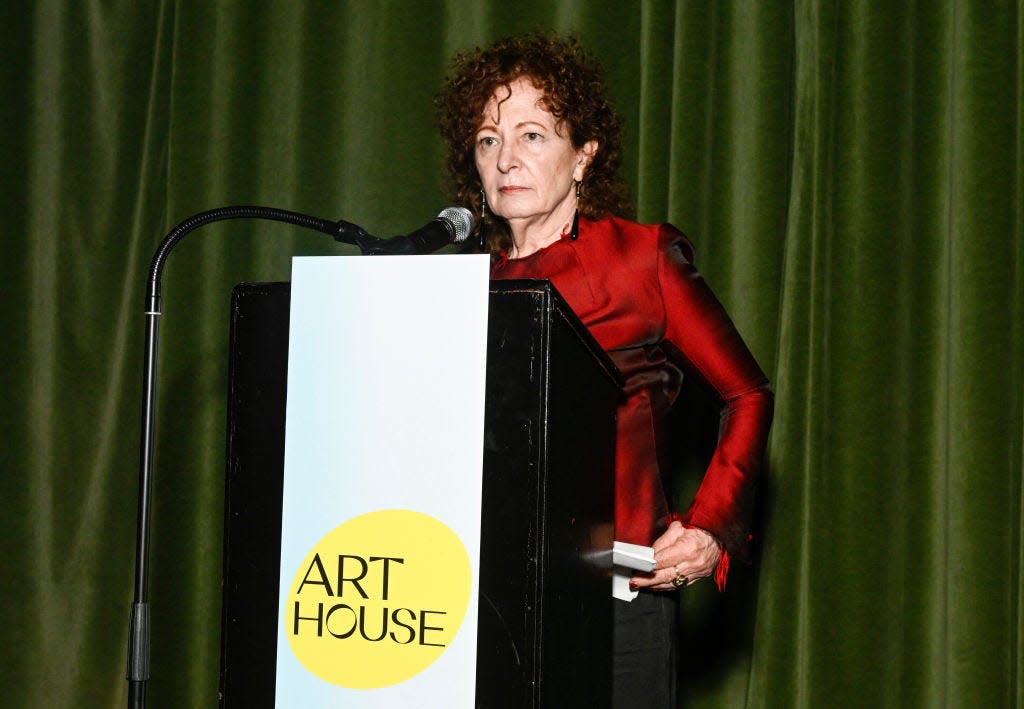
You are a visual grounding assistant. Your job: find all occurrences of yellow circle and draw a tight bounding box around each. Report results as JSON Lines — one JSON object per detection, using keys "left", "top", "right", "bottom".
{"left": 285, "top": 509, "right": 472, "bottom": 688}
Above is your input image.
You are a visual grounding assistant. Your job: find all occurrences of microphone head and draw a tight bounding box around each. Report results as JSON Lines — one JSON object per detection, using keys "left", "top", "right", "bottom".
{"left": 437, "top": 206, "right": 474, "bottom": 244}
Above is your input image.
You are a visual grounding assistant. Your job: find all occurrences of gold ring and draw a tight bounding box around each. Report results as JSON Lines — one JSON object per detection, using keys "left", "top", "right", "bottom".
{"left": 671, "top": 565, "right": 687, "bottom": 588}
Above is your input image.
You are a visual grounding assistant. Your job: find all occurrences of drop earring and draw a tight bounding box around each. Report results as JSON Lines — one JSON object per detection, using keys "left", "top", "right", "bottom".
{"left": 570, "top": 181, "right": 581, "bottom": 240}
{"left": 478, "top": 190, "right": 488, "bottom": 251}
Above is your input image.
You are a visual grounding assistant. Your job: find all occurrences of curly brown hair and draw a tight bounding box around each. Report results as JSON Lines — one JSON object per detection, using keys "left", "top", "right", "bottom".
{"left": 436, "top": 33, "right": 632, "bottom": 253}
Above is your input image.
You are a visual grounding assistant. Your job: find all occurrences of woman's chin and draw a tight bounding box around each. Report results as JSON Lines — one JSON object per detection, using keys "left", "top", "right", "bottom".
{"left": 492, "top": 207, "right": 538, "bottom": 222}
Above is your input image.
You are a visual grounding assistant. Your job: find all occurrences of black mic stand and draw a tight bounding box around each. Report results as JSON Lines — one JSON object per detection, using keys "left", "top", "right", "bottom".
{"left": 126, "top": 206, "right": 390, "bottom": 708}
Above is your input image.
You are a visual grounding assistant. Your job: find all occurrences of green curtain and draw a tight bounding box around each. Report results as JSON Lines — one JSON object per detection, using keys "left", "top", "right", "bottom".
{"left": 2, "top": 1, "right": 1021, "bottom": 706}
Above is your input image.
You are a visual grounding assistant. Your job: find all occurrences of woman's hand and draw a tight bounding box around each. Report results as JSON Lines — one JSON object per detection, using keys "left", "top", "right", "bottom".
{"left": 629, "top": 521, "right": 720, "bottom": 591}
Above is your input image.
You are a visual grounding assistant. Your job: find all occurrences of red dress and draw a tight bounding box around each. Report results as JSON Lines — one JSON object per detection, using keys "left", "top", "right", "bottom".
{"left": 491, "top": 215, "right": 773, "bottom": 581}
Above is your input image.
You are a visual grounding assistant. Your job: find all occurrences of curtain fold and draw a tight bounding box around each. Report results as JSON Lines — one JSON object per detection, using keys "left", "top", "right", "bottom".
{"left": 1, "top": 1, "right": 1021, "bottom": 706}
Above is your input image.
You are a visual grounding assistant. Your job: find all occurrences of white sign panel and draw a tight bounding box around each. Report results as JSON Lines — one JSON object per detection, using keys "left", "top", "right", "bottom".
{"left": 275, "top": 255, "right": 490, "bottom": 707}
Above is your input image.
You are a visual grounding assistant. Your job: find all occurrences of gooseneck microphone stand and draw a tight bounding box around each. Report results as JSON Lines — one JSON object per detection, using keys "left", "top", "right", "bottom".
{"left": 126, "top": 206, "right": 392, "bottom": 708}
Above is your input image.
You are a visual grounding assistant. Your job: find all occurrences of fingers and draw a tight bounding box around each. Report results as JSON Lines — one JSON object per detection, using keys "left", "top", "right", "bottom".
{"left": 632, "top": 526, "right": 721, "bottom": 591}
{"left": 630, "top": 563, "right": 695, "bottom": 591}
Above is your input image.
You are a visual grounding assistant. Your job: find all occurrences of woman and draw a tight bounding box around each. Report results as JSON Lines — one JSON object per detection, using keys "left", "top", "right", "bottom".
{"left": 437, "top": 34, "right": 773, "bottom": 706}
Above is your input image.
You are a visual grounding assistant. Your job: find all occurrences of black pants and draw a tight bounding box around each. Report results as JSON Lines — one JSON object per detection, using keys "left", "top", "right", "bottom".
{"left": 613, "top": 591, "right": 679, "bottom": 708}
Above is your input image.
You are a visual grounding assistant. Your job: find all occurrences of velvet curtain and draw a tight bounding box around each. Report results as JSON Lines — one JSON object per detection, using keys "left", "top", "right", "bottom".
{"left": 1, "top": 1, "right": 1021, "bottom": 706}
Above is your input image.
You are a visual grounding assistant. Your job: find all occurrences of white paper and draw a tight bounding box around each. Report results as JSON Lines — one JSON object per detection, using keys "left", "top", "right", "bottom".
{"left": 612, "top": 541, "right": 656, "bottom": 572}
{"left": 611, "top": 541, "right": 656, "bottom": 602}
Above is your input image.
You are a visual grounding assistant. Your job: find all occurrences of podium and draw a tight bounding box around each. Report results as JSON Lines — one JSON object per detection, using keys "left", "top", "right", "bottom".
{"left": 219, "top": 279, "right": 622, "bottom": 707}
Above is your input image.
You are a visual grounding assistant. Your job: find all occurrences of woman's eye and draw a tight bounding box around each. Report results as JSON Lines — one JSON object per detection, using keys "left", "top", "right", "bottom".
{"left": 525, "top": 132, "right": 542, "bottom": 141}
{"left": 478, "top": 136, "right": 498, "bottom": 148}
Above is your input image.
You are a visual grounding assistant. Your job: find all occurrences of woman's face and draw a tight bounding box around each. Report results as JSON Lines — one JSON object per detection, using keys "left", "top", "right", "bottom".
{"left": 474, "top": 78, "right": 596, "bottom": 234}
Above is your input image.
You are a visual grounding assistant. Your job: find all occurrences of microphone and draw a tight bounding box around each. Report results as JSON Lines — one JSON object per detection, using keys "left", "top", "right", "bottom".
{"left": 369, "top": 207, "right": 474, "bottom": 255}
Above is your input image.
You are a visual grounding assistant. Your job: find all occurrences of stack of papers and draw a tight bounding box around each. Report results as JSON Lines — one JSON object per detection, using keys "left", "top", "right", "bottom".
{"left": 611, "top": 541, "right": 655, "bottom": 601}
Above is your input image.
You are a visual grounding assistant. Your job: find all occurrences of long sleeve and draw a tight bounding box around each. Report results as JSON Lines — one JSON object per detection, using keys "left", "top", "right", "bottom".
{"left": 656, "top": 226, "right": 774, "bottom": 561}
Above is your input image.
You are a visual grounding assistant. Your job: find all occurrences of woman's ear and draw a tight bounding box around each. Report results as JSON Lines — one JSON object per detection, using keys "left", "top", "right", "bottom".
{"left": 574, "top": 140, "right": 599, "bottom": 182}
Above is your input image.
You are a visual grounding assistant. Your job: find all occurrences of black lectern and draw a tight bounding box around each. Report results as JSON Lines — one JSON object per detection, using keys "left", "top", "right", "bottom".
{"left": 219, "top": 280, "right": 622, "bottom": 707}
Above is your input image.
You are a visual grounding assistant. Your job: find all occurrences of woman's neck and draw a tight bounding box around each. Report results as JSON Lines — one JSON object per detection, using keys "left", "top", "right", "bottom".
{"left": 507, "top": 201, "right": 577, "bottom": 259}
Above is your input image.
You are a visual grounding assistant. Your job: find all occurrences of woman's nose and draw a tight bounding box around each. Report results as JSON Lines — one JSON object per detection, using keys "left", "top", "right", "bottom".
{"left": 497, "top": 141, "right": 518, "bottom": 172}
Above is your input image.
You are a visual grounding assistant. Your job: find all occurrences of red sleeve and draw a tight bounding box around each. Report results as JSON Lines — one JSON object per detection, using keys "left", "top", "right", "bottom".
{"left": 656, "top": 225, "right": 774, "bottom": 565}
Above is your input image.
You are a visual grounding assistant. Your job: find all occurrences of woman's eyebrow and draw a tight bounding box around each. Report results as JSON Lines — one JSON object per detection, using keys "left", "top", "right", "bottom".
{"left": 476, "top": 120, "right": 548, "bottom": 133}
